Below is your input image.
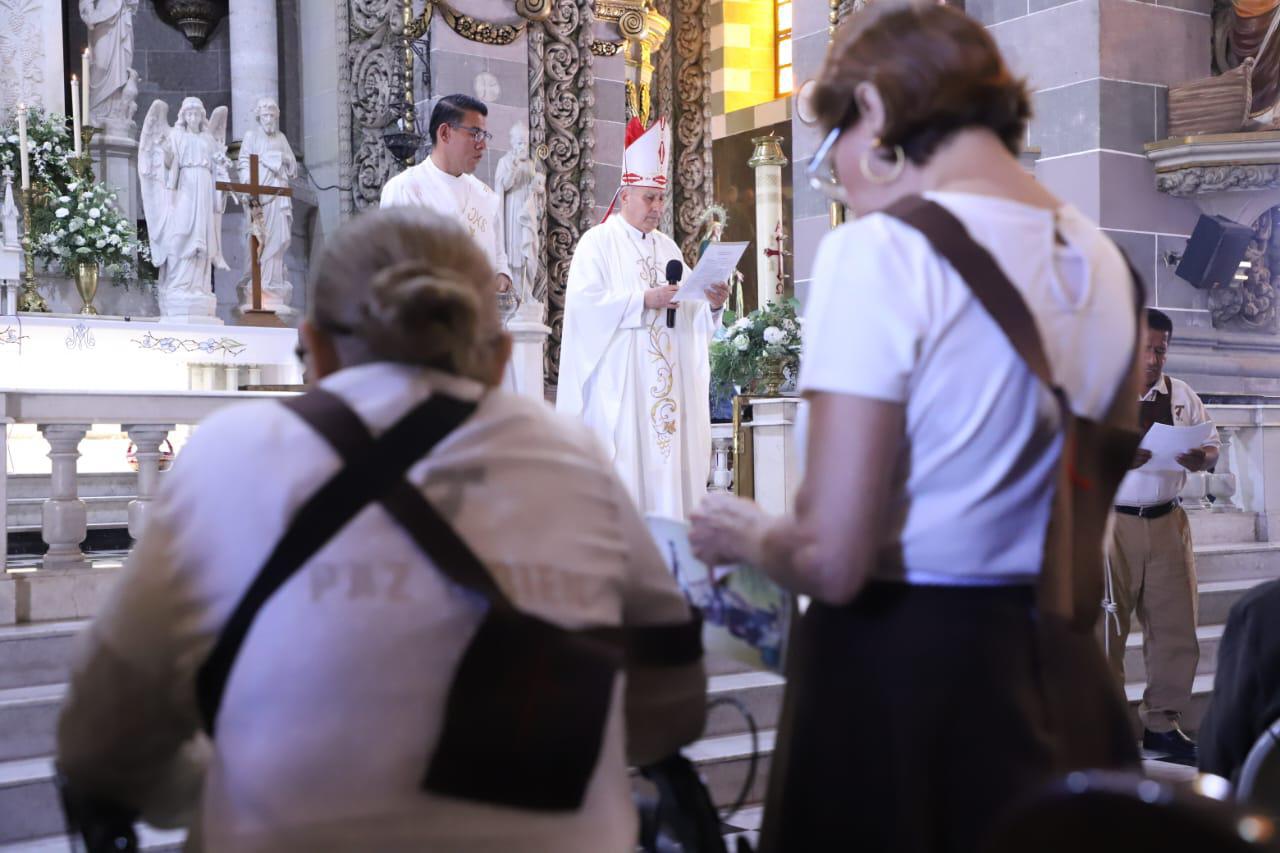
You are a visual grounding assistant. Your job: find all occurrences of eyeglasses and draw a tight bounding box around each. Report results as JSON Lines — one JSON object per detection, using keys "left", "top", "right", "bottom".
{"left": 450, "top": 124, "right": 494, "bottom": 144}
{"left": 806, "top": 126, "right": 850, "bottom": 207}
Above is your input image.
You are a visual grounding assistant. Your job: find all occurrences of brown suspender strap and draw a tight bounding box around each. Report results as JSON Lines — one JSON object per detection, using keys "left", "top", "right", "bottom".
{"left": 195, "top": 390, "right": 480, "bottom": 734}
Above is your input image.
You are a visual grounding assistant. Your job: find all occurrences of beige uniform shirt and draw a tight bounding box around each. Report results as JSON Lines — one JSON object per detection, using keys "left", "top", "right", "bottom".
{"left": 1114, "top": 374, "right": 1220, "bottom": 508}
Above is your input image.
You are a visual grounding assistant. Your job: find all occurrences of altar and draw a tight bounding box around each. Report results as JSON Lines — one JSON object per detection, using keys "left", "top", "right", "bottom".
{"left": 0, "top": 313, "right": 300, "bottom": 392}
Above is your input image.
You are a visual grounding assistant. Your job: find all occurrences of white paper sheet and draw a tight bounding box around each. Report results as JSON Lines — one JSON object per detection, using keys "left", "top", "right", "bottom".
{"left": 1138, "top": 421, "right": 1216, "bottom": 472}
{"left": 673, "top": 241, "right": 750, "bottom": 301}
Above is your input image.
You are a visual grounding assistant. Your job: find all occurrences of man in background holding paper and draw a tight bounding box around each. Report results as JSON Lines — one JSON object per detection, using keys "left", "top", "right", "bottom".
{"left": 557, "top": 117, "right": 732, "bottom": 517}
{"left": 1104, "top": 308, "right": 1219, "bottom": 766}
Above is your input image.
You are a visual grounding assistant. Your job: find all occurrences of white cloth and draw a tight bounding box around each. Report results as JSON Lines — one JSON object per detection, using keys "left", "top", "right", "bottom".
{"left": 557, "top": 215, "right": 720, "bottom": 518}
{"left": 56, "top": 363, "right": 691, "bottom": 853}
{"left": 1114, "top": 375, "right": 1220, "bottom": 507}
{"left": 799, "top": 191, "right": 1137, "bottom": 585}
{"left": 380, "top": 157, "right": 511, "bottom": 280}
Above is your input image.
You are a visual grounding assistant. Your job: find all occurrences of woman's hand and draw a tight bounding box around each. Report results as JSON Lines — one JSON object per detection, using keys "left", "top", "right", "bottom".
{"left": 689, "top": 493, "right": 769, "bottom": 568}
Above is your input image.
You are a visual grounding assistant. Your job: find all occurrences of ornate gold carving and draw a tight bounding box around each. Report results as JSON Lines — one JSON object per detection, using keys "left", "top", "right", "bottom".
{"left": 407, "top": 1, "right": 527, "bottom": 45}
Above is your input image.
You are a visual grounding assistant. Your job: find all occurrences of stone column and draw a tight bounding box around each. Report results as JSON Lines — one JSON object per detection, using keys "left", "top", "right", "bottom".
{"left": 749, "top": 135, "right": 788, "bottom": 309}
{"left": 125, "top": 424, "right": 173, "bottom": 540}
{"left": 229, "top": 0, "right": 280, "bottom": 142}
{"left": 38, "top": 424, "right": 90, "bottom": 571}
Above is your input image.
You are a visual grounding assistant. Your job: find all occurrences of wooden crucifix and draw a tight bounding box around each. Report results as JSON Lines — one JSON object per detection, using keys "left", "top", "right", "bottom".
{"left": 216, "top": 153, "right": 291, "bottom": 328}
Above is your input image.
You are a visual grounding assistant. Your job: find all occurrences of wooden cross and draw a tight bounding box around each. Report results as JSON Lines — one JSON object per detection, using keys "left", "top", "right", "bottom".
{"left": 216, "top": 153, "right": 291, "bottom": 328}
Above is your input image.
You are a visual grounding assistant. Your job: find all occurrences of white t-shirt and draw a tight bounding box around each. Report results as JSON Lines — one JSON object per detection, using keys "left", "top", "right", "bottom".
{"left": 59, "top": 363, "right": 691, "bottom": 852}
{"left": 799, "top": 192, "right": 1136, "bottom": 585}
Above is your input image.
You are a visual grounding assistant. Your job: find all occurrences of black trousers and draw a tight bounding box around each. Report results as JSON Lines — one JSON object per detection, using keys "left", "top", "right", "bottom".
{"left": 759, "top": 582, "right": 1137, "bottom": 853}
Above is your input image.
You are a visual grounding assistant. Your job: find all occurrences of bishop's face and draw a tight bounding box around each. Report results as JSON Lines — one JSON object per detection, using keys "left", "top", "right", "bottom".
{"left": 620, "top": 187, "right": 666, "bottom": 233}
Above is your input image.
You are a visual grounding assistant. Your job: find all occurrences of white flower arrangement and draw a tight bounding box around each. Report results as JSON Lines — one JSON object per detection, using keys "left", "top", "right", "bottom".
{"left": 36, "top": 178, "right": 148, "bottom": 277}
{"left": 710, "top": 297, "right": 804, "bottom": 393}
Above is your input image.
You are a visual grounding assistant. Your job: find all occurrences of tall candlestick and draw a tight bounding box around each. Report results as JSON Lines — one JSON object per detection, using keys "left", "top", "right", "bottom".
{"left": 82, "top": 49, "right": 91, "bottom": 120}
{"left": 71, "top": 77, "right": 83, "bottom": 156}
{"left": 16, "top": 104, "right": 29, "bottom": 190}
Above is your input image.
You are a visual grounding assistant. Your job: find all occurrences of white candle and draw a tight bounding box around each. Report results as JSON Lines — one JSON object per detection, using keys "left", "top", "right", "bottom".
{"left": 71, "top": 76, "right": 82, "bottom": 156}
{"left": 16, "top": 105, "right": 29, "bottom": 190}
{"left": 82, "top": 49, "right": 91, "bottom": 120}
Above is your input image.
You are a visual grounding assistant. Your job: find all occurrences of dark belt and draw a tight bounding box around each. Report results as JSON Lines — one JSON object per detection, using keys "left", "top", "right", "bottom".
{"left": 1114, "top": 499, "right": 1177, "bottom": 520}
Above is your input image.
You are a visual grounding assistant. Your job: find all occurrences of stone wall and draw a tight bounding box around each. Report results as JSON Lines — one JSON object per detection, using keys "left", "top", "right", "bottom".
{"left": 979, "top": 0, "right": 1209, "bottom": 330}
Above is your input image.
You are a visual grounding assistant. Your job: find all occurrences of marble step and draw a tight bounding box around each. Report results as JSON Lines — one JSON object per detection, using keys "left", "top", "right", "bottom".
{"left": 1196, "top": 578, "right": 1270, "bottom": 625}
{"left": 1194, "top": 542, "right": 1280, "bottom": 583}
{"left": 1126, "top": 673, "right": 1215, "bottom": 734}
{"left": 0, "top": 757, "right": 64, "bottom": 844}
{"left": 0, "top": 621, "right": 83, "bottom": 691}
{"left": 0, "top": 825, "right": 184, "bottom": 853}
{"left": 0, "top": 685, "right": 64, "bottom": 763}
{"left": 704, "top": 670, "right": 785, "bottom": 738}
{"left": 1121, "top": 624, "right": 1223, "bottom": 685}
{"left": 0, "top": 756, "right": 183, "bottom": 849}
{"left": 1186, "top": 509, "right": 1258, "bottom": 545}
{"left": 685, "top": 729, "right": 776, "bottom": 810}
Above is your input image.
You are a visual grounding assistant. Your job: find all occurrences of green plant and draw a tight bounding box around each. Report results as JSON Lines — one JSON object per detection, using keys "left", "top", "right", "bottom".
{"left": 710, "top": 297, "right": 803, "bottom": 394}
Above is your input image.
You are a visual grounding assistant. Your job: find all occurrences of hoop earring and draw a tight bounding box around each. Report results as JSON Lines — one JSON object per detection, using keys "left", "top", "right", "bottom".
{"left": 859, "top": 141, "right": 906, "bottom": 185}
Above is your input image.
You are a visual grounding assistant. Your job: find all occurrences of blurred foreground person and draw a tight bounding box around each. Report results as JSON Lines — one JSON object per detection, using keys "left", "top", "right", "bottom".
{"left": 56, "top": 207, "right": 706, "bottom": 852}
{"left": 690, "top": 4, "right": 1143, "bottom": 852}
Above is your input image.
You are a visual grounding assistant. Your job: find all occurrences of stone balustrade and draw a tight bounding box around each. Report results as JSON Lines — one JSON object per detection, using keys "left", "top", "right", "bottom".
{"left": 1199, "top": 403, "right": 1280, "bottom": 540}
{"left": 1, "top": 389, "right": 295, "bottom": 575}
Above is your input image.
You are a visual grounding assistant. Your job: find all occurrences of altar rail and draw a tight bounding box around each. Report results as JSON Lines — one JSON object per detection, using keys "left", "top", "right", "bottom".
{"left": 707, "top": 401, "right": 1280, "bottom": 538}
{"left": 1, "top": 389, "right": 295, "bottom": 570}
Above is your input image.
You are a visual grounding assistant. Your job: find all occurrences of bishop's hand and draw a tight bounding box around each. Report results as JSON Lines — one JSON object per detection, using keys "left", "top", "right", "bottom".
{"left": 644, "top": 284, "right": 680, "bottom": 310}
{"left": 706, "top": 281, "right": 730, "bottom": 311}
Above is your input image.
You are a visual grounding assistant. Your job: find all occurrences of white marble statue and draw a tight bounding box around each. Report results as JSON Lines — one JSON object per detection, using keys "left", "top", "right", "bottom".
{"left": 139, "top": 97, "right": 231, "bottom": 322}
{"left": 236, "top": 97, "right": 297, "bottom": 316}
{"left": 516, "top": 169, "right": 547, "bottom": 314}
{"left": 80, "top": 0, "right": 140, "bottom": 136}
{"left": 494, "top": 124, "right": 535, "bottom": 298}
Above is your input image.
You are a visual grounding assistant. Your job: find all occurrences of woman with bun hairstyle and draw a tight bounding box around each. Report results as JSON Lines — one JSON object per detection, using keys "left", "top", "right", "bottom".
{"left": 57, "top": 207, "right": 706, "bottom": 852}
{"left": 691, "top": 3, "right": 1141, "bottom": 851}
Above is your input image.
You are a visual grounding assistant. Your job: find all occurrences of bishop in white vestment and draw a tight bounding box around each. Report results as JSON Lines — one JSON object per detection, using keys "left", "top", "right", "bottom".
{"left": 558, "top": 118, "right": 729, "bottom": 518}
{"left": 380, "top": 95, "right": 512, "bottom": 288}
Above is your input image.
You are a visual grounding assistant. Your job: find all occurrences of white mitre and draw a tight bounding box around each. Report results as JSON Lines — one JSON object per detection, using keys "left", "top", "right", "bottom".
{"left": 621, "top": 115, "right": 670, "bottom": 190}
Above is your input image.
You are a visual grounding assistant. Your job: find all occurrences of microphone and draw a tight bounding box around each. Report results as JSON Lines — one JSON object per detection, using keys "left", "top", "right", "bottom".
{"left": 665, "top": 259, "right": 683, "bottom": 329}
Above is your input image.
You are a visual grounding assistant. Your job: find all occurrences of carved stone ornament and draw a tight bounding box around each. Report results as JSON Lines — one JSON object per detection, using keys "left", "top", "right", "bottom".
{"left": 152, "top": 0, "right": 227, "bottom": 48}
{"left": 1210, "top": 206, "right": 1280, "bottom": 332}
{"left": 342, "top": 0, "right": 402, "bottom": 214}
{"left": 541, "top": 0, "right": 596, "bottom": 387}
{"left": 673, "top": 0, "right": 713, "bottom": 261}
{"left": 593, "top": 40, "right": 624, "bottom": 56}
{"left": 1155, "top": 164, "right": 1280, "bottom": 196}
{"left": 0, "top": 0, "right": 46, "bottom": 113}
{"left": 516, "top": 0, "right": 553, "bottom": 22}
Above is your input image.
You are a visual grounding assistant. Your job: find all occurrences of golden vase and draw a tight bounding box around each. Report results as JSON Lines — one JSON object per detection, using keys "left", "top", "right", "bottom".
{"left": 760, "top": 353, "right": 786, "bottom": 397}
{"left": 73, "top": 262, "right": 100, "bottom": 315}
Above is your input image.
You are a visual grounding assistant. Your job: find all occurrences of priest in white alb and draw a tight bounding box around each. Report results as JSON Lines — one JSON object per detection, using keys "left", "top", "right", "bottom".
{"left": 557, "top": 117, "right": 730, "bottom": 518}
{"left": 380, "top": 94, "right": 512, "bottom": 291}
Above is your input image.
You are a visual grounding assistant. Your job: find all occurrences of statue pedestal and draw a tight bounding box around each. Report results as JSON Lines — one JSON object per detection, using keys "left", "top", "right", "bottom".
{"left": 92, "top": 133, "right": 140, "bottom": 225}
{"left": 159, "top": 289, "right": 222, "bottom": 325}
{"left": 507, "top": 317, "right": 549, "bottom": 401}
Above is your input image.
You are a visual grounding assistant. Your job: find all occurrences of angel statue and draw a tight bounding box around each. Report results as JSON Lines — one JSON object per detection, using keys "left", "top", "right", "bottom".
{"left": 139, "top": 97, "right": 231, "bottom": 322}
